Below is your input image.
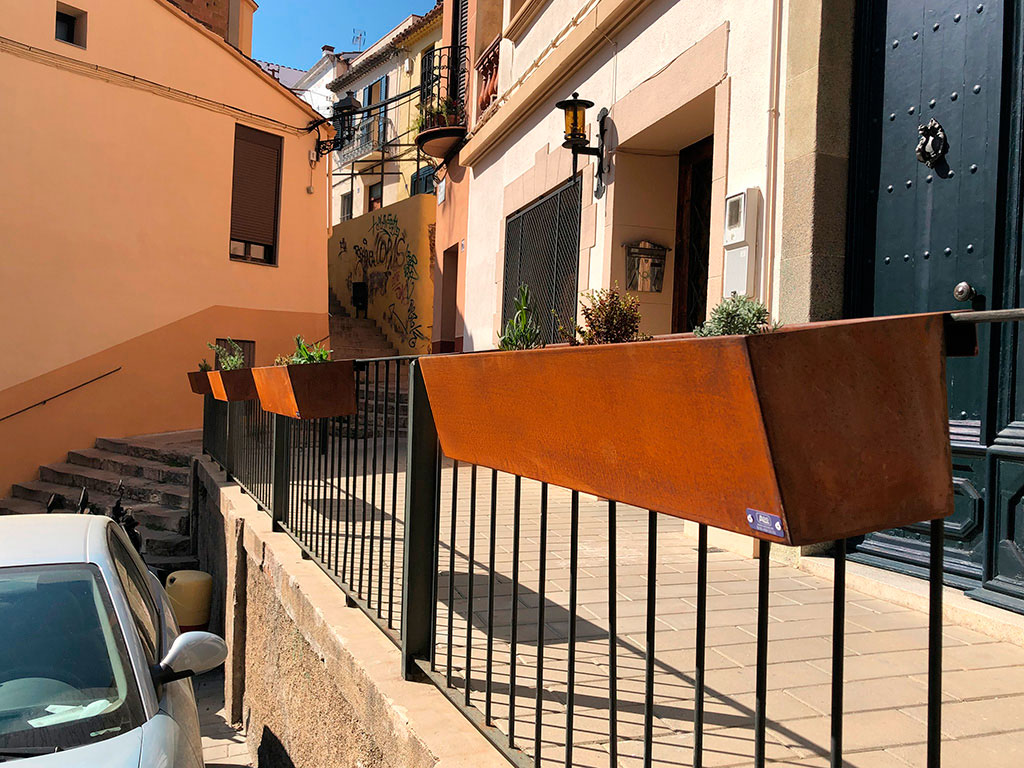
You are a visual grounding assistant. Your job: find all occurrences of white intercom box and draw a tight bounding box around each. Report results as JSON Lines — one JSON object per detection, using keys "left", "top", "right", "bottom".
{"left": 722, "top": 188, "right": 760, "bottom": 297}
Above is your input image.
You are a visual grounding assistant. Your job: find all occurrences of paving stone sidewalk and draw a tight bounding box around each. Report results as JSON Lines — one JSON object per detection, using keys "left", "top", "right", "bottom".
{"left": 196, "top": 670, "right": 250, "bottom": 767}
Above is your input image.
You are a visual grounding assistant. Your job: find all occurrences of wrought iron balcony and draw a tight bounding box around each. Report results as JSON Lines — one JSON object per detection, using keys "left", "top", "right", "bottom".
{"left": 335, "top": 106, "right": 395, "bottom": 166}
{"left": 415, "top": 44, "right": 469, "bottom": 159}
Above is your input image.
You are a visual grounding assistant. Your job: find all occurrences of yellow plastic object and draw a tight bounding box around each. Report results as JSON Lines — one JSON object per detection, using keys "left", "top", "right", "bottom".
{"left": 165, "top": 570, "right": 213, "bottom": 630}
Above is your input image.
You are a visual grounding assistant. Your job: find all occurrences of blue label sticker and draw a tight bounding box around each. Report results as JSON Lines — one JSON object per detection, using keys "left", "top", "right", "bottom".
{"left": 746, "top": 508, "right": 785, "bottom": 538}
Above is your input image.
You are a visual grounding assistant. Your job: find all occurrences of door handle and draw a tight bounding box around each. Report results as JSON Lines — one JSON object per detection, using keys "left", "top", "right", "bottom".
{"left": 953, "top": 282, "right": 977, "bottom": 302}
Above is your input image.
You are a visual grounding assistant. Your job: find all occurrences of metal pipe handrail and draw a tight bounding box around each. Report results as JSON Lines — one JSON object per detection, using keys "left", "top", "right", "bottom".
{"left": 0, "top": 366, "right": 122, "bottom": 423}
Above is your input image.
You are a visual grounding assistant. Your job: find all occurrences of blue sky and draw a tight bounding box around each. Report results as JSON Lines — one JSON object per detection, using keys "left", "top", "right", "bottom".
{"left": 251, "top": 0, "right": 432, "bottom": 70}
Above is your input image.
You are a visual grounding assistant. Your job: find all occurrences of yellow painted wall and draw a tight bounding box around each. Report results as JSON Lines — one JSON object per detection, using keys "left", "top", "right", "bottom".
{"left": 328, "top": 195, "right": 436, "bottom": 355}
{"left": 0, "top": 0, "right": 330, "bottom": 493}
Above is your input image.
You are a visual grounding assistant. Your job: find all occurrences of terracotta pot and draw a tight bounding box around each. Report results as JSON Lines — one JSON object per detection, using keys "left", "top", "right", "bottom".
{"left": 187, "top": 371, "right": 213, "bottom": 395}
{"left": 208, "top": 369, "right": 258, "bottom": 402}
{"left": 252, "top": 361, "right": 357, "bottom": 419}
{"left": 418, "top": 313, "right": 976, "bottom": 547}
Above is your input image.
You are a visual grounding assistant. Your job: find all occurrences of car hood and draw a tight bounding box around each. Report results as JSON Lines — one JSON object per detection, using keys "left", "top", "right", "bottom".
{"left": 8, "top": 729, "right": 141, "bottom": 767}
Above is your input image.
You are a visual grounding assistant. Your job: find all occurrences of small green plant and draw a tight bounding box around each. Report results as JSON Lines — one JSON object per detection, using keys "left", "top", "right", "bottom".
{"left": 207, "top": 339, "right": 247, "bottom": 370}
{"left": 276, "top": 335, "right": 332, "bottom": 365}
{"left": 694, "top": 293, "right": 780, "bottom": 337}
{"left": 557, "top": 283, "right": 651, "bottom": 345}
{"left": 197, "top": 359, "right": 212, "bottom": 372}
{"left": 499, "top": 284, "right": 544, "bottom": 351}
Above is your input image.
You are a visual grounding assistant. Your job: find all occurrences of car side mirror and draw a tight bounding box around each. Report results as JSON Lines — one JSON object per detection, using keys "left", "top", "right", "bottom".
{"left": 151, "top": 631, "right": 227, "bottom": 685}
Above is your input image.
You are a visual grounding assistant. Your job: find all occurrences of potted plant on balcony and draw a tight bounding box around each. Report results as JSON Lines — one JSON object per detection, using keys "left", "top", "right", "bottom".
{"left": 187, "top": 359, "right": 213, "bottom": 395}
{"left": 206, "top": 339, "right": 257, "bottom": 402}
{"left": 252, "top": 336, "right": 356, "bottom": 419}
{"left": 419, "top": 289, "right": 973, "bottom": 547}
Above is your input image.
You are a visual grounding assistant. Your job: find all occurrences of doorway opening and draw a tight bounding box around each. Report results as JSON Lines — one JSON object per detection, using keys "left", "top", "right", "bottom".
{"left": 673, "top": 137, "right": 713, "bottom": 333}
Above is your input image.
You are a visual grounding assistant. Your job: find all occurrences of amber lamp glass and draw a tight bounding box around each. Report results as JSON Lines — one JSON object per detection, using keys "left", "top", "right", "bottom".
{"left": 555, "top": 92, "right": 594, "bottom": 148}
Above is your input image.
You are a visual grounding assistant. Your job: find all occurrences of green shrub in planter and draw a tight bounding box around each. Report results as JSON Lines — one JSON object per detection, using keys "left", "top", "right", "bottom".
{"left": 694, "top": 292, "right": 780, "bottom": 337}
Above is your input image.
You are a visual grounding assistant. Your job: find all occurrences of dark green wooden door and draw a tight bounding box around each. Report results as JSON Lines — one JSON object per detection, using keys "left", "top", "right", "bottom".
{"left": 850, "top": 0, "right": 1013, "bottom": 595}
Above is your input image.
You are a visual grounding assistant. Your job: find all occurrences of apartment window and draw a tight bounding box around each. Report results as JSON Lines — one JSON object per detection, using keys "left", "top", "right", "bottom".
{"left": 229, "top": 125, "right": 282, "bottom": 265}
{"left": 410, "top": 167, "right": 435, "bottom": 196}
{"left": 340, "top": 193, "right": 353, "bottom": 222}
{"left": 55, "top": 3, "right": 87, "bottom": 47}
{"left": 367, "top": 182, "right": 383, "bottom": 212}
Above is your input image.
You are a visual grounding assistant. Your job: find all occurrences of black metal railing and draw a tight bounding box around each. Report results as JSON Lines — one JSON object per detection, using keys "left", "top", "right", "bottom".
{"left": 397, "top": 362, "right": 948, "bottom": 768}
{"left": 203, "top": 357, "right": 950, "bottom": 768}
{"left": 202, "top": 395, "right": 229, "bottom": 468}
{"left": 204, "top": 357, "right": 414, "bottom": 641}
{"left": 336, "top": 109, "right": 395, "bottom": 165}
{"left": 229, "top": 399, "right": 274, "bottom": 511}
{"left": 418, "top": 44, "right": 468, "bottom": 131}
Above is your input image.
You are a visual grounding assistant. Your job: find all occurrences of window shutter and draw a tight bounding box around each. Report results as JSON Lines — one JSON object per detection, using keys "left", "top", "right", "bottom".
{"left": 230, "top": 125, "right": 281, "bottom": 247}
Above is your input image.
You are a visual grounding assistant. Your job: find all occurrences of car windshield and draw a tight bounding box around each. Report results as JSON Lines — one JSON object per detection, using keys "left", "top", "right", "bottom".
{"left": 0, "top": 564, "right": 145, "bottom": 754}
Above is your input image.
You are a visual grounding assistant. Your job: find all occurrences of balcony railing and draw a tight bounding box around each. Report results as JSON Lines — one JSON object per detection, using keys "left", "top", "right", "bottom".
{"left": 200, "top": 321, "right": 966, "bottom": 768}
{"left": 416, "top": 44, "right": 469, "bottom": 159}
{"left": 335, "top": 107, "right": 394, "bottom": 166}
{"left": 476, "top": 36, "right": 500, "bottom": 119}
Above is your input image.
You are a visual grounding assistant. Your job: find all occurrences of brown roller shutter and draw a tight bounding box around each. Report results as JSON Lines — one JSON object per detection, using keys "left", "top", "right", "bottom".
{"left": 230, "top": 125, "right": 281, "bottom": 247}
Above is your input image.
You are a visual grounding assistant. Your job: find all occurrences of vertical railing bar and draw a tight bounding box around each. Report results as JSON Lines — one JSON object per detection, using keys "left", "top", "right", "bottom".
{"left": 533, "top": 483, "right": 548, "bottom": 768}
{"left": 446, "top": 460, "right": 460, "bottom": 688}
{"left": 329, "top": 416, "right": 341, "bottom": 574}
{"left": 342, "top": 414, "right": 352, "bottom": 582}
{"left": 378, "top": 360, "right": 390, "bottom": 619}
{"left": 350, "top": 370, "right": 361, "bottom": 587}
{"left": 485, "top": 468, "right": 498, "bottom": 725}
{"left": 316, "top": 419, "right": 326, "bottom": 561}
{"left": 927, "top": 519, "right": 944, "bottom": 768}
{"left": 830, "top": 539, "right": 846, "bottom": 768}
{"left": 368, "top": 361, "right": 380, "bottom": 609}
{"left": 359, "top": 364, "right": 370, "bottom": 598}
{"left": 608, "top": 500, "right": 618, "bottom": 768}
{"left": 429, "top": 444, "right": 442, "bottom": 671}
{"left": 465, "top": 464, "right": 478, "bottom": 707}
{"left": 754, "top": 539, "right": 771, "bottom": 768}
{"left": 509, "top": 475, "right": 522, "bottom": 748}
{"left": 321, "top": 417, "right": 331, "bottom": 562}
{"left": 565, "top": 490, "right": 580, "bottom": 768}
{"left": 643, "top": 509, "right": 658, "bottom": 768}
{"left": 300, "top": 419, "right": 308, "bottom": 543}
{"left": 388, "top": 359, "right": 402, "bottom": 629}
{"left": 694, "top": 523, "right": 708, "bottom": 768}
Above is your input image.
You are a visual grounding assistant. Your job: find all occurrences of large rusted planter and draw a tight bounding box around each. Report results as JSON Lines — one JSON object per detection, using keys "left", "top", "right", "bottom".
{"left": 252, "top": 361, "right": 357, "bottom": 419}
{"left": 419, "top": 313, "right": 976, "bottom": 546}
{"left": 187, "top": 371, "right": 212, "bottom": 395}
{"left": 208, "top": 369, "right": 257, "bottom": 402}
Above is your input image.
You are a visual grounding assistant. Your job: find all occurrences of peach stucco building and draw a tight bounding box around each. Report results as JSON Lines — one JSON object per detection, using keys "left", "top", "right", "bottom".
{"left": 0, "top": 0, "right": 332, "bottom": 495}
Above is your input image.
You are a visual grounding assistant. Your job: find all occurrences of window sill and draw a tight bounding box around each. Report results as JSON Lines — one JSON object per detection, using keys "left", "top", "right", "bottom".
{"left": 230, "top": 256, "right": 278, "bottom": 268}
{"left": 55, "top": 38, "right": 87, "bottom": 50}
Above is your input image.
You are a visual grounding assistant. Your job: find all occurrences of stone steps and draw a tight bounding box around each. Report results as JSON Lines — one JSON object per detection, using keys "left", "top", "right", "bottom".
{"left": 0, "top": 431, "right": 200, "bottom": 570}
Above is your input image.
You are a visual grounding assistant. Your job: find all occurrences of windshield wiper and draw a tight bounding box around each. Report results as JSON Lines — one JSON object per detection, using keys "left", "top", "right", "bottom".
{"left": 0, "top": 746, "right": 61, "bottom": 762}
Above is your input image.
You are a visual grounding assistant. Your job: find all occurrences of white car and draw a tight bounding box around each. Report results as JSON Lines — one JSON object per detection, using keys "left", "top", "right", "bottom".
{"left": 0, "top": 514, "right": 226, "bottom": 766}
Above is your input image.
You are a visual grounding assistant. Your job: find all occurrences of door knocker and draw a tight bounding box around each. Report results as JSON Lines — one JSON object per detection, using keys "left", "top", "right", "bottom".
{"left": 915, "top": 119, "right": 949, "bottom": 168}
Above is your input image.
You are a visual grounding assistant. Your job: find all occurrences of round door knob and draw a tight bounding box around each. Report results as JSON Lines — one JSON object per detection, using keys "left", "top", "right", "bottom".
{"left": 953, "top": 281, "right": 977, "bottom": 302}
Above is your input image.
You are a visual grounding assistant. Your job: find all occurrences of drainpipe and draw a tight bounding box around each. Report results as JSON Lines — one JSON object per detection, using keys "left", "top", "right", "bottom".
{"left": 762, "top": 0, "right": 784, "bottom": 313}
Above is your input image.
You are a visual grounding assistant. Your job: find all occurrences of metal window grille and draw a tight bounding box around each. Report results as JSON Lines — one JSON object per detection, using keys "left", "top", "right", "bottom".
{"left": 502, "top": 178, "right": 582, "bottom": 344}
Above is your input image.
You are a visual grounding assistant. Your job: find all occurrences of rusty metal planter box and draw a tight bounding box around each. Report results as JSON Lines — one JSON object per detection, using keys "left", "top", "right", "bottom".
{"left": 419, "top": 313, "right": 970, "bottom": 546}
{"left": 187, "top": 371, "right": 212, "bottom": 396}
{"left": 252, "top": 361, "right": 356, "bottom": 419}
{"left": 208, "top": 369, "right": 258, "bottom": 402}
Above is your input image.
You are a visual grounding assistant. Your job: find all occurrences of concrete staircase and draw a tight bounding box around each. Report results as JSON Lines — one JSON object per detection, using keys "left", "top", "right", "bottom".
{"left": 328, "top": 292, "right": 398, "bottom": 361}
{"left": 0, "top": 432, "right": 199, "bottom": 574}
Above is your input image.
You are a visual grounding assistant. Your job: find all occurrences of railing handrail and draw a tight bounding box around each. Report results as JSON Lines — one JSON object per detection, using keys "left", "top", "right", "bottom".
{"left": 0, "top": 366, "right": 122, "bottom": 424}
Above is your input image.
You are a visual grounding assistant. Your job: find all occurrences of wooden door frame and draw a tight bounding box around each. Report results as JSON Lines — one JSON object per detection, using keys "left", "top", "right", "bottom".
{"left": 673, "top": 136, "right": 714, "bottom": 333}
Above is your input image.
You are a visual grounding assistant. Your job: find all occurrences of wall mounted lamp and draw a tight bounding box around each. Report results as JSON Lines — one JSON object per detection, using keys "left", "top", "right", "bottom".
{"left": 313, "top": 90, "right": 363, "bottom": 159}
{"left": 555, "top": 92, "right": 608, "bottom": 197}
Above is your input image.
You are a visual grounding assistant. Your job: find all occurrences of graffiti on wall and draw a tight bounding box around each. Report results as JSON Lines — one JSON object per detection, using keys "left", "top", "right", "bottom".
{"left": 339, "top": 212, "right": 428, "bottom": 350}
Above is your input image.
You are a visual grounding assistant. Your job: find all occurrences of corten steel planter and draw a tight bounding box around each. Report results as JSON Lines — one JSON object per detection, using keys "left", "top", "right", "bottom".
{"left": 418, "top": 312, "right": 977, "bottom": 547}
{"left": 187, "top": 371, "right": 213, "bottom": 396}
{"left": 252, "top": 361, "right": 357, "bottom": 419}
{"left": 208, "top": 369, "right": 258, "bottom": 402}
